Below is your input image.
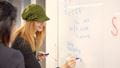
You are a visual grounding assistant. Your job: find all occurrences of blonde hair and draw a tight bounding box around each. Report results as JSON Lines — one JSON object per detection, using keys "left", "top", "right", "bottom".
{"left": 12, "top": 21, "right": 45, "bottom": 52}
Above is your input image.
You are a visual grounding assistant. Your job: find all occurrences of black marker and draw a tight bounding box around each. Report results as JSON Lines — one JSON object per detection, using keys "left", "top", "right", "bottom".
{"left": 76, "top": 57, "right": 80, "bottom": 60}
{"left": 38, "top": 53, "right": 49, "bottom": 56}
{"left": 44, "top": 53, "right": 49, "bottom": 56}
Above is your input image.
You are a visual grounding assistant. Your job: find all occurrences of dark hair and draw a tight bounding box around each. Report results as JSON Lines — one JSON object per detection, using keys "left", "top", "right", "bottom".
{"left": 0, "top": 1, "right": 17, "bottom": 46}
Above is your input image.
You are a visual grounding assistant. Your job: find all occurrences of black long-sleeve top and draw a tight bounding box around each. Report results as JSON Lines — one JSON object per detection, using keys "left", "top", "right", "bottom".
{"left": 12, "top": 36, "right": 41, "bottom": 68}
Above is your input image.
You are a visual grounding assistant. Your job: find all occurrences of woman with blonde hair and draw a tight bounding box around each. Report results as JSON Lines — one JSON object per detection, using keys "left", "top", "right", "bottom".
{"left": 12, "top": 4, "right": 48, "bottom": 68}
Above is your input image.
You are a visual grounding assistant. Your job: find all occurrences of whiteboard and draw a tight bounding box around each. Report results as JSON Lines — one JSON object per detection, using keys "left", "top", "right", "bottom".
{"left": 46, "top": 0, "right": 120, "bottom": 68}
{"left": 58, "top": 0, "right": 104, "bottom": 68}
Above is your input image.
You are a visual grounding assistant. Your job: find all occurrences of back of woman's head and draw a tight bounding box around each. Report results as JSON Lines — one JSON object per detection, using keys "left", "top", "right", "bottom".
{"left": 0, "top": 1, "right": 17, "bottom": 46}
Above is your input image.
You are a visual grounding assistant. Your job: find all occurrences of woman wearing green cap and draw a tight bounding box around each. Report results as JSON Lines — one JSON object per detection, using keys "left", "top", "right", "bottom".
{"left": 11, "top": 4, "right": 48, "bottom": 68}
{"left": 11, "top": 4, "right": 76, "bottom": 68}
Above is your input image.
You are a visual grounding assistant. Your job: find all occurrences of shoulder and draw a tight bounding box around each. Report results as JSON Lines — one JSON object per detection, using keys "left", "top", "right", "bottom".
{"left": 12, "top": 36, "right": 30, "bottom": 49}
{"left": 10, "top": 50, "right": 25, "bottom": 67}
{"left": 12, "top": 36, "right": 33, "bottom": 54}
{"left": 6, "top": 46, "right": 23, "bottom": 59}
{"left": 0, "top": 43, "right": 24, "bottom": 67}
{"left": 11, "top": 50, "right": 24, "bottom": 62}
{"left": 0, "top": 42, "right": 23, "bottom": 61}
{"left": 0, "top": 42, "right": 21, "bottom": 55}
{"left": 14, "top": 36, "right": 26, "bottom": 45}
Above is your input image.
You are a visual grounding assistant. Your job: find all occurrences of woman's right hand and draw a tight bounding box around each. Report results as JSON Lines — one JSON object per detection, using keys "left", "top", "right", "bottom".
{"left": 62, "top": 57, "right": 76, "bottom": 68}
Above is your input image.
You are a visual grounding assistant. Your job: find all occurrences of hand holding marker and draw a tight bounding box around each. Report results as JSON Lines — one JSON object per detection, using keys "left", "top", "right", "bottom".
{"left": 76, "top": 57, "right": 80, "bottom": 60}
{"left": 38, "top": 53, "right": 49, "bottom": 56}
{"left": 37, "top": 51, "right": 49, "bottom": 61}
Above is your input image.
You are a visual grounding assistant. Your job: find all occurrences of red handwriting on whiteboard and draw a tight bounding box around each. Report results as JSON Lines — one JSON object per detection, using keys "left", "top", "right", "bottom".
{"left": 111, "top": 17, "right": 119, "bottom": 36}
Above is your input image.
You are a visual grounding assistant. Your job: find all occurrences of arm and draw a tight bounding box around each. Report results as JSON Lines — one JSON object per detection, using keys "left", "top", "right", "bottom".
{"left": 12, "top": 37, "right": 41, "bottom": 68}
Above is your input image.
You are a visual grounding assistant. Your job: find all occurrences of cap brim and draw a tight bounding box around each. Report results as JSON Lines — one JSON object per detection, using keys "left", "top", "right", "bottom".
{"left": 38, "top": 16, "right": 50, "bottom": 22}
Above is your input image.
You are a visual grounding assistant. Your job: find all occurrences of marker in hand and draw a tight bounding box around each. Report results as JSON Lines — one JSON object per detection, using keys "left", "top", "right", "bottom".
{"left": 76, "top": 57, "right": 80, "bottom": 60}
{"left": 37, "top": 52, "right": 49, "bottom": 61}
{"left": 44, "top": 53, "right": 49, "bottom": 56}
{"left": 38, "top": 53, "right": 49, "bottom": 57}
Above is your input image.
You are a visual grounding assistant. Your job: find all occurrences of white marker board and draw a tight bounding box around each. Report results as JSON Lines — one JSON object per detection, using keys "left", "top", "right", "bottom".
{"left": 46, "top": 0, "right": 120, "bottom": 68}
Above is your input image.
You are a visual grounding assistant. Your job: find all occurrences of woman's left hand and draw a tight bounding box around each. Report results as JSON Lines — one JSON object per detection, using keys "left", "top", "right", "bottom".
{"left": 37, "top": 51, "right": 46, "bottom": 62}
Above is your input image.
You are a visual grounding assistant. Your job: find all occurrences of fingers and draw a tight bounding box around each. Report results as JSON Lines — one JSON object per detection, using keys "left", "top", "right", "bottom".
{"left": 65, "top": 56, "right": 76, "bottom": 68}
{"left": 66, "top": 56, "right": 76, "bottom": 63}
{"left": 37, "top": 51, "right": 46, "bottom": 61}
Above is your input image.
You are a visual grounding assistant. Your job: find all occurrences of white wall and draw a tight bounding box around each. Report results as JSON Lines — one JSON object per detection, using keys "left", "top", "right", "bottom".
{"left": 46, "top": 0, "right": 58, "bottom": 68}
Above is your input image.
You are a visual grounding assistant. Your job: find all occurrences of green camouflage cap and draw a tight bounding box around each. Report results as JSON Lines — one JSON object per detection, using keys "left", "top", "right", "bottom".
{"left": 22, "top": 4, "right": 49, "bottom": 22}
